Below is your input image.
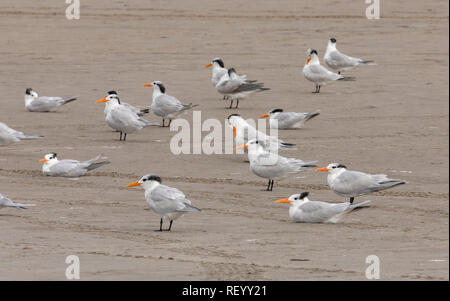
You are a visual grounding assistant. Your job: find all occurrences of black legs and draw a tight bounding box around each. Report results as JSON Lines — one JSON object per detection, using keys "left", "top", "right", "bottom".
{"left": 155, "top": 218, "right": 174, "bottom": 232}
{"left": 227, "top": 98, "right": 240, "bottom": 109}
{"left": 313, "top": 84, "right": 321, "bottom": 93}
{"left": 119, "top": 132, "right": 127, "bottom": 141}
{"left": 350, "top": 197, "right": 354, "bottom": 204}
{"left": 161, "top": 118, "right": 172, "bottom": 127}
{"left": 265, "top": 179, "right": 274, "bottom": 191}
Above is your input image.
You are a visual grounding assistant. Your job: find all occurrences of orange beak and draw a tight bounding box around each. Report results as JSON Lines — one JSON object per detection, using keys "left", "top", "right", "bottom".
{"left": 259, "top": 114, "right": 269, "bottom": 119}
{"left": 96, "top": 98, "right": 108, "bottom": 103}
{"left": 274, "top": 198, "right": 292, "bottom": 204}
{"left": 143, "top": 83, "right": 152, "bottom": 87}
{"left": 316, "top": 167, "right": 329, "bottom": 172}
{"left": 39, "top": 158, "right": 48, "bottom": 163}
{"left": 234, "top": 144, "right": 248, "bottom": 150}
{"left": 233, "top": 126, "right": 237, "bottom": 137}
{"left": 125, "top": 181, "right": 141, "bottom": 188}
{"left": 307, "top": 57, "right": 311, "bottom": 64}
{"left": 205, "top": 63, "right": 212, "bottom": 68}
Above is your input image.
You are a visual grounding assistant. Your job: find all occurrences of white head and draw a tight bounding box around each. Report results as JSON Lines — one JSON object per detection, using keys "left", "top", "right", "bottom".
{"left": 205, "top": 58, "right": 225, "bottom": 70}
{"left": 39, "top": 152, "right": 58, "bottom": 166}
{"left": 227, "top": 114, "right": 245, "bottom": 127}
{"left": 235, "top": 138, "right": 267, "bottom": 155}
{"left": 125, "top": 174, "right": 162, "bottom": 191}
{"left": 24, "top": 88, "right": 38, "bottom": 106}
{"left": 305, "top": 48, "right": 320, "bottom": 65}
{"left": 274, "top": 192, "right": 310, "bottom": 206}
{"left": 96, "top": 93, "right": 121, "bottom": 106}
{"left": 143, "top": 81, "right": 166, "bottom": 97}
{"left": 328, "top": 37, "right": 337, "bottom": 48}
{"left": 316, "top": 163, "right": 347, "bottom": 174}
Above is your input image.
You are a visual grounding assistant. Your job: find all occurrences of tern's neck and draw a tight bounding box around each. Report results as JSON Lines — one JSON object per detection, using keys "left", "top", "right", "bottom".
{"left": 24, "top": 95, "right": 35, "bottom": 106}
{"left": 152, "top": 88, "right": 163, "bottom": 100}
{"left": 143, "top": 181, "right": 160, "bottom": 193}
{"left": 328, "top": 168, "right": 346, "bottom": 181}
{"left": 326, "top": 42, "right": 337, "bottom": 54}
{"left": 212, "top": 64, "right": 225, "bottom": 74}
{"left": 309, "top": 54, "right": 321, "bottom": 65}
{"left": 43, "top": 159, "right": 59, "bottom": 170}
{"left": 289, "top": 199, "right": 309, "bottom": 217}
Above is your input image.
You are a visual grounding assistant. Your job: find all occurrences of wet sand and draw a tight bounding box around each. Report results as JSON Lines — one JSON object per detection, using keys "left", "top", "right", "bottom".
{"left": 0, "top": 0, "right": 448, "bottom": 280}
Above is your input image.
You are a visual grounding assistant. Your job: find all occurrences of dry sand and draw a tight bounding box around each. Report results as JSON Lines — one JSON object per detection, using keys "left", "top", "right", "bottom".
{"left": 0, "top": 0, "right": 448, "bottom": 280}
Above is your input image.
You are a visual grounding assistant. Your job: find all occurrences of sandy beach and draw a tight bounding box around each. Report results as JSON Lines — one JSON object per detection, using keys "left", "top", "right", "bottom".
{"left": 0, "top": 0, "right": 448, "bottom": 280}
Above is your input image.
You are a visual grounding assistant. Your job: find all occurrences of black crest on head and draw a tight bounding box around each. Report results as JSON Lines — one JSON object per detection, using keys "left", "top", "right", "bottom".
{"left": 299, "top": 192, "right": 309, "bottom": 200}
{"left": 156, "top": 83, "right": 166, "bottom": 93}
{"left": 107, "top": 90, "right": 117, "bottom": 95}
{"left": 213, "top": 58, "right": 224, "bottom": 68}
{"left": 25, "top": 88, "right": 33, "bottom": 95}
{"left": 311, "top": 49, "right": 318, "bottom": 55}
{"left": 227, "top": 113, "right": 240, "bottom": 120}
{"left": 228, "top": 68, "right": 236, "bottom": 76}
{"left": 147, "top": 175, "right": 161, "bottom": 183}
{"left": 50, "top": 152, "right": 57, "bottom": 159}
{"left": 270, "top": 109, "right": 283, "bottom": 114}
{"left": 337, "top": 164, "right": 347, "bottom": 168}
{"left": 330, "top": 38, "right": 337, "bottom": 43}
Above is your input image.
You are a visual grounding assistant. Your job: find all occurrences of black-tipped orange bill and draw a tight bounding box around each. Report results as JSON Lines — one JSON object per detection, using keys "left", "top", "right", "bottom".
{"left": 96, "top": 98, "right": 108, "bottom": 103}
{"left": 143, "top": 83, "right": 152, "bottom": 87}
{"left": 274, "top": 198, "right": 292, "bottom": 203}
{"left": 259, "top": 114, "right": 269, "bottom": 119}
{"left": 316, "top": 167, "right": 329, "bottom": 172}
{"left": 125, "top": 181, "right": 141, "bottom": 188}
{"left": 39, "top": 158, "right": 48, "bottom": 163}
{"left": 234, "top": 144, "right": 248, "bottom": 150}
{"left": 205, "top": 63, "right": 212, "bottom": 68}
{"left": 307, "top": 57, "right": 311, "bottom": 64}
{"left": 233, "top": 126, "right": 237, "bottom": 137}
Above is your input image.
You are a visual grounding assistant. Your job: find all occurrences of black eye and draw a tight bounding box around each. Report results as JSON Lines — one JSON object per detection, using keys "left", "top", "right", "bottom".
{"left": 143, "top": 179, "right": 147, "bottom": 182}
{"left": 332, "top": 166, "right": 336, "bottom": 169}
{"left": 255, "top": 141, "right": 258, "bottom": 144}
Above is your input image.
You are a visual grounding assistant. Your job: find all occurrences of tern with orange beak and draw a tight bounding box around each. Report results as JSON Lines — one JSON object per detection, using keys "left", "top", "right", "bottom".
{"left": 96, "top": 94, "right": 159, "bottom": 140}
{"left": 214, "top": 68, "right": 269, "bottom": 109}
{"left": 143, "top": 81, "right": 198, "bottom": 127}
{"left": 40, "top": 153, "right": 110, "bottom": 178}
{"left": 259, "top": 109, "right": 320, "bottom": 129}
{"left": 1, "top": 193, "right": 35, "bottom": 210}
{"left": 274, "top": 192, "right": 370, "bottom": 223}
{"left": 236, "top": 139, "right": 317, "bottom": 191}
{"left": 125, "top": 174, "right": 201, "bottom": 232}
{"left": 100, "top": 90, "right": 149, "bottom": 119}
{"left": 228, "top": 114, "right": 295, "bottom": 152}
{"left": 0, "top": 121, "right": 42, "bottom": 146}
{"left": 24, "top": 88, "right": 76, "bottom": 112}
{"left": 302, "top": 48, "right": 354, "bottom": 93}
{"left": 324, "top": 38, "right": 375, "bottom": 74}
{"left": 316, "top": 163, "right": 406, "bottom": 203}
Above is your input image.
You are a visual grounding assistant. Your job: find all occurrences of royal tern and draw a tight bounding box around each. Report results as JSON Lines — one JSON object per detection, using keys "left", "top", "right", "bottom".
{"left": 102, "top": 91, "right": 149, "bottom": 118}
{"left": 324, "top": 38, "right": 375, "bottom": 74}
{"left": 274, "top": 192, "right": 370, "bottom": 223}
{"left": 303, "top": 49, "right": 354, "bottom": 93}
{"left": 235, "top": 139, "right": 317, "bottom": 191}
{"left": 0, "top": 122, "right": 42, "bottom": 146}
{"left": 215, "top": 68, "right": 269, "bottom": 108}
{"left": 143, "top": 81, "right": 198, "bottom": 127}
{"left": 259, "top": 109, "right": 320, "bottom": 129}
{"left": 40, "top": 153, "right": 110, "bottom": 177}
{"left": 316, "top": 163, "right": 406, "bottom": 203}
{"left": 0, "top": 193, "right": 35, "bottom": 210}
{"left": 228, "top": 114, "right": 295, "bottom": 151}
{"left": 125, "top": 174, "right": 201, "bottom": 231}
{"left": 24, "top": 88, "right": 76, "bottom": 112}
{"left": 96, "top": 94, "right": 159, "bottom": 141}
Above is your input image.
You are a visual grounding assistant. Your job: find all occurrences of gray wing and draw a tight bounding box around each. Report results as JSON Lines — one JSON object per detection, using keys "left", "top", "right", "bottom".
{"left": 47, "top": 160, "right": 84, "bottom": 176}
{"left": 152, "top": 94, "right": 186, "bottom": 116}
{"left": 294, "top": 201, "right": 349, "bottom": 222}
{"left": 332, "top": 170, "right": 399, "bottom": 196}
{"left": 307, "top": 64, "right": 342, "bottom": 82}
{"left": 151, "top": 185, "right": 192, "bottom": 212}
{"left": 328, "top": 50, "right": 360, "bottom": 69}
{"left": 0, "top": 194, "right": 35, "bottom": 209}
